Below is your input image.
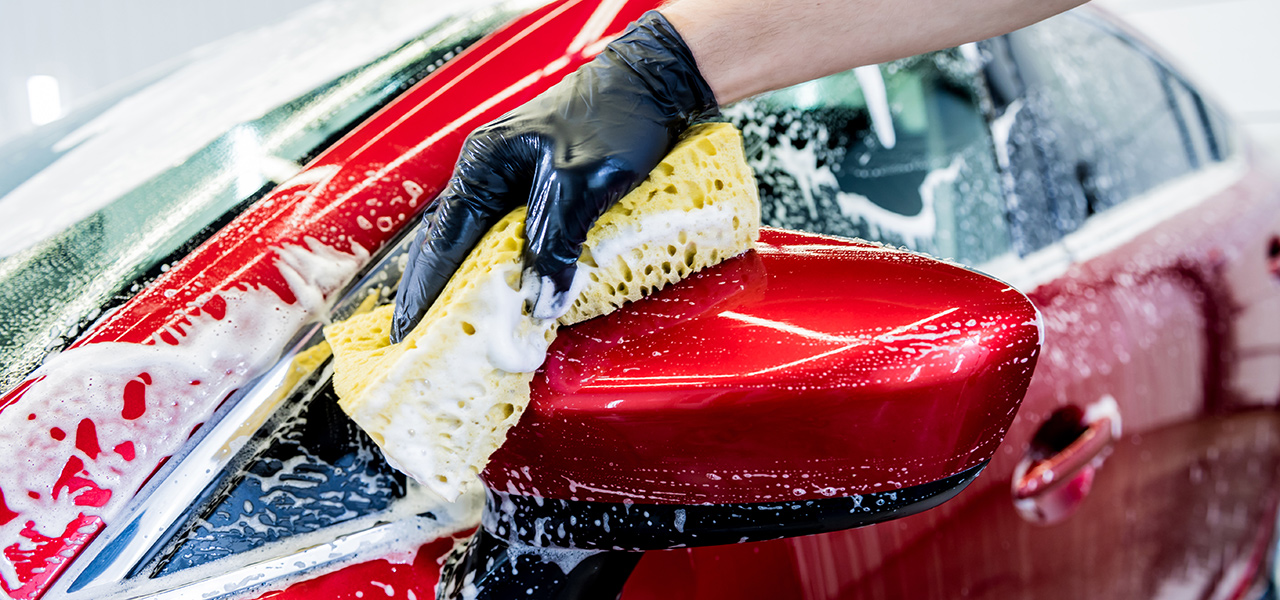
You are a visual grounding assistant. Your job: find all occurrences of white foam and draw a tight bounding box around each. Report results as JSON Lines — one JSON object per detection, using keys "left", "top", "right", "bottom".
{"left": 833, "top": 155, "right": 965, "bottom": 244}
{"left": 277, "top": 237, "right": 370, "bottom": 319}
{"left": 582, "top": 204, "right": 741, "bottom": 276}
{"left": 0, "top": 240, "right": 364, "bottom": 590}
{"left": 990, "top": 99, "right": 1023, "bottom": 170}
{"left": 853, "top": 66, "right": 896, "bottom": 150}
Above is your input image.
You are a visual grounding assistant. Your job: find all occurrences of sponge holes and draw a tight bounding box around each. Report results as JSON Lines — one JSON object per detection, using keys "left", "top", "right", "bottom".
{"left": 661, "top": 243, "right": 700, "bottom": 269}
{"left": 493, "top": 403, "right": 516, "bottom": 420}
{"left": 578, "top": 246, "right": 599, "bottom": 268}
{"left": 683, "top": 244, "right": 698, "bottom": 268}
{"left": 503, "top": 268, "right": 521, "bottom": 292}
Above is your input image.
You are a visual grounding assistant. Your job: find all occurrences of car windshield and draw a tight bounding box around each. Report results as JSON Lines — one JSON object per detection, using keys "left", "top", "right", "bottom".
{"left": 0, "top": 1, "right": 520, "bottom": 394}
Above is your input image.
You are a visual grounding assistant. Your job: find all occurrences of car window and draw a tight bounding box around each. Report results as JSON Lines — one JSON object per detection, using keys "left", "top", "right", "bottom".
{"left": 724, "top": 49, "right": 1011, "bottom": 266}
{"left": 1005, "top": 13, "right": 1197, "bottom": 218}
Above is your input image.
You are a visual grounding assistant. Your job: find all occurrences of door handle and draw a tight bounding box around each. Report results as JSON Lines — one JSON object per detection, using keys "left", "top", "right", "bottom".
{"left": 1012, "top": 396, "right": 1121, "bottom": 524}
{"left": 1013, "top": 414, "right": 1115, "bottom": 501}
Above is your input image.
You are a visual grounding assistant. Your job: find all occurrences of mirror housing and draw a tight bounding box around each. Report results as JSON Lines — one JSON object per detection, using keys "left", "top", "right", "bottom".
{"left": 443, "top": 228, "right": 1041, "bottom": 598}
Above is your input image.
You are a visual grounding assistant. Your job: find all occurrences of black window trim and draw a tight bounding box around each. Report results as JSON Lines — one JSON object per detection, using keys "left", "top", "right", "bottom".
{"left": 1066, "top": 9, "right": 1229, "bottom": 163}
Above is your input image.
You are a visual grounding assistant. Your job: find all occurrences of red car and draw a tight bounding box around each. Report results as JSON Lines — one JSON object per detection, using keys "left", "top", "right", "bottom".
{"left": 0, "top": 1, "right": 1276, "bottom": 599}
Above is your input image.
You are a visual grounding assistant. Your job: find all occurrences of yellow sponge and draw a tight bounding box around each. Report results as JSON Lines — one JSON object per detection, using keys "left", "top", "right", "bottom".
{"left": 324, "top": 123, "right": 760, "bottom": 501}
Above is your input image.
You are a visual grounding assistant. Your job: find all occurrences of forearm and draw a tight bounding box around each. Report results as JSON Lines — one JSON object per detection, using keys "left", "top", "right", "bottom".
{"left": 662, "top": 0, "right": 1088, "bottom": 104}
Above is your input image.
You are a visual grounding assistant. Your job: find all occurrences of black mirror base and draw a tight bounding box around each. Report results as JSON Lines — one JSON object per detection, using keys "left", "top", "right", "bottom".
{"left": 438, "top": 528, "right": 642, "bottom": 600}
{"left": 439, "top": 463, "right": 985, "bottom": 599}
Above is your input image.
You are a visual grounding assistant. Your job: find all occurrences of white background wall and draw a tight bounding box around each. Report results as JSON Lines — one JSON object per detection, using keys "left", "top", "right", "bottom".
{"left": 0, "top": 0, "right": 319, "bottom": 144}
{"left": 1096, "top": 0, "right": 1280, "bottom": 161}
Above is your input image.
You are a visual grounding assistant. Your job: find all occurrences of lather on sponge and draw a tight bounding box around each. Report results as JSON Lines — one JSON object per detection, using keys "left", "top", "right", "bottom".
{"left": 324, "top": 123, "right": 760, "bottom": 501}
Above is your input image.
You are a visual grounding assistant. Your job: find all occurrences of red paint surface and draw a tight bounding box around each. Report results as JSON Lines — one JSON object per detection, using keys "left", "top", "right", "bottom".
{"left": 0, "top": 0, "right": 659, "bottom": 596}
{"left": 486, "top": 230, "right": 1041, "bottom": 504}
{"left": 1, "top": 515, "right": 101, "bottom": 600}
{"left": 113, "top": 442, "right": 135, "bottom": 462}
{"left": 121, "top": 377, "right": 147, "bottom": 420}
{"left": 254, "top": 537, "right": 457, "bottom": 600}
{"left": 0, "top": 379, "right": 36, "bottom": 415}
{"left": 74, "top": 419, "right": 101, "bottom": 460}
{"left": 48, "top": 457, "right": 111, "bottom": 509}
{"left": 0, "top": 492, "right": 15, "bottom": 527}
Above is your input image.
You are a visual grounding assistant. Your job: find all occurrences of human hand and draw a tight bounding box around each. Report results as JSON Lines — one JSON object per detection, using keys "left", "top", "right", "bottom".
{"left": 390, "top": 11, "right": 718, "bottom": 342}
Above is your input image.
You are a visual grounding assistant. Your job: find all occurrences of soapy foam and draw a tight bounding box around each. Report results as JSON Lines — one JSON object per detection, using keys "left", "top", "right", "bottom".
{"left": 571, "top": 202, "right": 741, "bottom": 297}
{"left": 344, "top": 262, "right": 551, "bottom": 493}
{"left": 558, "top": 123, "right": 760, "bottom": 324}
{"left": 0, "top": 239, "right": 364, "bottom": 591}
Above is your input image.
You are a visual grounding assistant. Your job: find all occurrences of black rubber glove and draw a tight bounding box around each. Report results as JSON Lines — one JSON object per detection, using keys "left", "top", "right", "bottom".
{"left": 390, "top": 11, "right": 719, "bottom": 343}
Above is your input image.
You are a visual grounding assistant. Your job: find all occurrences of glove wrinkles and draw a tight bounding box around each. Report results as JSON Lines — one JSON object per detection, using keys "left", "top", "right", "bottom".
{"left": 391, "top": 11, "right": 718, "bottom": 342}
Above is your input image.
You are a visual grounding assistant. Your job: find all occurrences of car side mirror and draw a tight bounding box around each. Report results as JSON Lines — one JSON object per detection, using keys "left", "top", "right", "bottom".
{"left": 439, "top": 229, "right": 1041, "bottom": 599}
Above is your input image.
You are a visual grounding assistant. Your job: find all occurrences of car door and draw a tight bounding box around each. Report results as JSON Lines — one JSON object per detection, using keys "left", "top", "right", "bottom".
{"left": 978, "top": 12, "right": 1280, "bottom": 598}
{"left": 621, "top": 9, "right": 1280, "bottom": 600}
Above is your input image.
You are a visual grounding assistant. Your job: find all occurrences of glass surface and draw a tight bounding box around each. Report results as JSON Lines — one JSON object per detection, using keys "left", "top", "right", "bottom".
{"left": 145, "top": 373, "right": 406, "bottom": 577}
{"left": 1007, "top": 14, "right": 1196, "bottom": 218}
{"left": 724, "top": 50, "right": 1011, "bottom": 266}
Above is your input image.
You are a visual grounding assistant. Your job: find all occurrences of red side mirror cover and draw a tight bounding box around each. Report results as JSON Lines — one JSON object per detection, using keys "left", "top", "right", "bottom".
{"left": 485, "top": 228, "right": 1042, "bottom": 505}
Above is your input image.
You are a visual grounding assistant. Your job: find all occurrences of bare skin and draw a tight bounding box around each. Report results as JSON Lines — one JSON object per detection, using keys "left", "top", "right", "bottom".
{"left": 662, "top": 0, "right": 1090, "bottom": 104}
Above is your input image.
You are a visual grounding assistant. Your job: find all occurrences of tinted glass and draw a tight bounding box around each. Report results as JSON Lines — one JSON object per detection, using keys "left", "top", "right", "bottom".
{"left": 725, "top": 50, "right": 1010, "bottom": 266}
{"left": 1007, "top": 14, "right": 1196, "bottom": 217}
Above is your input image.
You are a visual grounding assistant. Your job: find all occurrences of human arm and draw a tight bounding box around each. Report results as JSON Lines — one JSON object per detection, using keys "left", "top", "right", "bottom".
{"left": 663, "top": 0, "right": 1089, "bottom": 105}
